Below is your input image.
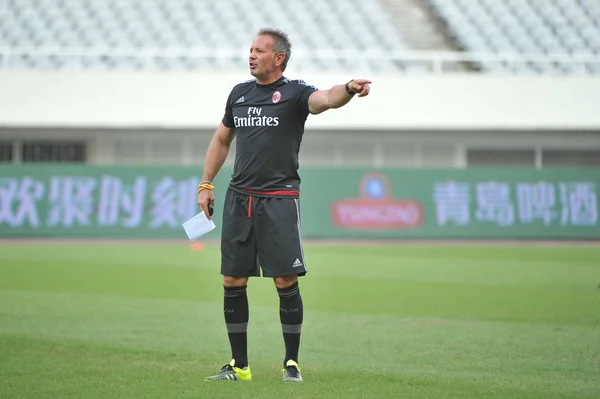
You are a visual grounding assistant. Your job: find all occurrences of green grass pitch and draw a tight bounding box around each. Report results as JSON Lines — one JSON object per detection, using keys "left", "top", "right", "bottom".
{"left": 1, "top": 242, "right": 599, "bottom": 399}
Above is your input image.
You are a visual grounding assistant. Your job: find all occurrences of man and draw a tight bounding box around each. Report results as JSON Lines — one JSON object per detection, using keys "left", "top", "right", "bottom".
{"left": 197, "top": 28, "right": 370, "bottom": 383}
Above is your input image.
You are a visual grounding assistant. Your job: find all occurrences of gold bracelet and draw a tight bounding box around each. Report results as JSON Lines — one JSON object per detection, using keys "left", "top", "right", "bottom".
{"left": 197, "top": 183, "right": 215, "bottom": 194}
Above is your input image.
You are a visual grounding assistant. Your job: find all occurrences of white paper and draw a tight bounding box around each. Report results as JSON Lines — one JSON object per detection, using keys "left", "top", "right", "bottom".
{"left": 182, "top": 211, "right": 216, "bottom": 241}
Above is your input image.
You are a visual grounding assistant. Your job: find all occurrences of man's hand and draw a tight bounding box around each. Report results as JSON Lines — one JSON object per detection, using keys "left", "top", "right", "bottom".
{"left": 308, "top": 78, "right": 372, "bottom": 114}
{"left": 347, "top": 79, "right": 371, "bottom": 97}
{"left": 197, "top": 188, "right": 215, "bottom": 220}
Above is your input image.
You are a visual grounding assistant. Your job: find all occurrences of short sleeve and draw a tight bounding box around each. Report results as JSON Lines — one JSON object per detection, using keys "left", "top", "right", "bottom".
{"left": 221, "top": 90, "right": 234, "bottom": 128}
{"left": 294, "top": 80, "right": 318, "bottom": 117}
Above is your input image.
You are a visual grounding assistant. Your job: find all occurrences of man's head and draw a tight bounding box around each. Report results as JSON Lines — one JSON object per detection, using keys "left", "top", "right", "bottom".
{"left": 249, "top": 28, "right": 291, "bottom": 82}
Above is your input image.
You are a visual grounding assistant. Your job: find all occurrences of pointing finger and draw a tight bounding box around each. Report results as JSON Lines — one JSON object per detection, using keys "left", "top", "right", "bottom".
{"left": 358, "top": 85, "right": 370, "bottom": 97}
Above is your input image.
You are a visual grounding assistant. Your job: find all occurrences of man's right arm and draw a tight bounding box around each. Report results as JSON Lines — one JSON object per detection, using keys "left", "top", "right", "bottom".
{"left": 201, "top": 122, "right": 236, "bottom": 183}
{"left": 197, "top": 122, "right": 235, "bottom": 219}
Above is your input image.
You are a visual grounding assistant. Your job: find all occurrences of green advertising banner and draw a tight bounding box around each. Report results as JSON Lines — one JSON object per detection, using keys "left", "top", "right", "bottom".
{"left": 299, "top": 168, "right": 600, "bottom": 239}
{"left": 1, "top": 165, "right": 599, "bottom": 239}
{"left": 0, "top": 165, "right": 232, "bottom": 239}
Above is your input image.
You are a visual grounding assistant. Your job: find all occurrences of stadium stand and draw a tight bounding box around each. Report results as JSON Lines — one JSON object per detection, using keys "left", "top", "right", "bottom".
{"left": 0, "top": 0, "right": 407, "bottom": 72}
{"left": 428, "top": 0, "right": 600, "bottom": 74}
{"left": 0, "top": 0, "right": 598, "bottom": 74}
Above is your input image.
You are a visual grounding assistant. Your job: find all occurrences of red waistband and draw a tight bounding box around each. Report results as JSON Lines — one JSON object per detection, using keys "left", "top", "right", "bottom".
{"left": 240, "top": 188, "right": 300, "bottom": 197}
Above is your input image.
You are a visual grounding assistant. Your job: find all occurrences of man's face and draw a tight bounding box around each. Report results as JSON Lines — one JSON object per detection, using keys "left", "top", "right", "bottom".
{"left": 249, "top": 35, "right": 281, "bottom": 78}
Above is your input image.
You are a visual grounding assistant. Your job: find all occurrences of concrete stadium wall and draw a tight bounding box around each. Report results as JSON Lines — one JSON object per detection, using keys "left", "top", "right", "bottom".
{"left": 1, "top": 71, "right": 600, "bottom": 130}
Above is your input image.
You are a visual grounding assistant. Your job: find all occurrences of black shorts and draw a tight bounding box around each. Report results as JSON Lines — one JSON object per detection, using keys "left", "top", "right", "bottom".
{"left": 220, "top": 188, "right": 307, "bottom": 278}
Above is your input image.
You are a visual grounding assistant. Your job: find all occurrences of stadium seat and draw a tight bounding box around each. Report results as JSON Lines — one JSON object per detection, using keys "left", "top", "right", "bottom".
{"left": 1, "top": 0, "right": 598, "bottom": 74}
{"left": 429, "top": 0, "right": 600, "bottom": 74}
{"left": 0, "top": 0, "right": 408, "bottom": 72}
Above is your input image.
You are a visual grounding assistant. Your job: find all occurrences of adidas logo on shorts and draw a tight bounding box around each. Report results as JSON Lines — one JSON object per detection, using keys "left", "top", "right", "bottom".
{"left": 292, "top": 258, "right": 303, "bottom": 268}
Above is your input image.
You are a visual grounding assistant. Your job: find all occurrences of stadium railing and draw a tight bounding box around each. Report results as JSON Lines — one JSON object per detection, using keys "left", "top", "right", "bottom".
{"left": 1, "top": 47, "right": 600, "bottom": 74}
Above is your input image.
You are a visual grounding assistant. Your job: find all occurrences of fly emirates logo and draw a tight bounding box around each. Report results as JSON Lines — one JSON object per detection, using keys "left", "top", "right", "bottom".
{"left": 234, "top": 107, "right": 280, "bottom": 127}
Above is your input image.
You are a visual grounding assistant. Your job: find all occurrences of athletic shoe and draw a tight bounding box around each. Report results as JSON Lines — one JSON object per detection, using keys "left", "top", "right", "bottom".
{"left": 205, "top": 359, "right": 252, "bottom": 381}
{"left": 282, "top": 359, "right": 303, "bottom": 382}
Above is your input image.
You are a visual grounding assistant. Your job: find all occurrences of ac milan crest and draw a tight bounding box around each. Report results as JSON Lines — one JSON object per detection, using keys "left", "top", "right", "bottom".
{"left": 272, "top": 90, "right": 281, "bottom": 103}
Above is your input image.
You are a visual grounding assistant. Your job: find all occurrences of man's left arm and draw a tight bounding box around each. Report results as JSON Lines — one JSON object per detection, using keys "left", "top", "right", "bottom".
{"left": 308, "top": 79, "right": 371, "bottom": 115}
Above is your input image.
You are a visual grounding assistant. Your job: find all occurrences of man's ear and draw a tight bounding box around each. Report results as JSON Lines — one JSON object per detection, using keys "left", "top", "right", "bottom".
{"left": 275, "top": 53, "right": 286, "bottom": 68}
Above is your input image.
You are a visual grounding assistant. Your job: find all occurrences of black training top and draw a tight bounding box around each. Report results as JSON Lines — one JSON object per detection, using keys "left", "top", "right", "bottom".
{"left": 221, "top": 76, "right": 318, "bottom": 197}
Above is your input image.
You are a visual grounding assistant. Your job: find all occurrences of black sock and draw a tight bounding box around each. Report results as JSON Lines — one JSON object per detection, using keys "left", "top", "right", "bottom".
{"left": 224, "top": 285, "right": 249, "bottom": 368}
{"left": 277, "top": 281, "right": 303, "bottom": 366}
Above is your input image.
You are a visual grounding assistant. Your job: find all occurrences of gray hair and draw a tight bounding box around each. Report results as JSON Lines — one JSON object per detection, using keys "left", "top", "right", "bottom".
{"left": 257, "top": 28, "right": 292, "bottom": 72}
